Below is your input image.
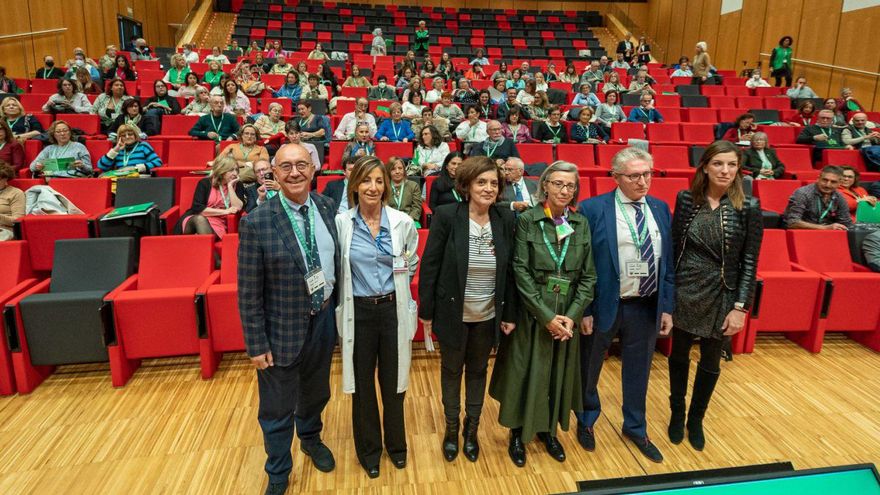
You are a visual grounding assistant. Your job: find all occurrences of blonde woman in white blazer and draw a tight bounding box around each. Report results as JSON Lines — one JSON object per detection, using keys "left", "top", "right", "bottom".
{"left": 334, "top": 155, "right": 419, "bottom": 478}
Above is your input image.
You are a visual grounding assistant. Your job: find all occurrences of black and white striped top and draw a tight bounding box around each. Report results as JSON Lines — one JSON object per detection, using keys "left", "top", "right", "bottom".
{"left": 463, "top": 219, "right": 497, "bottom": 323}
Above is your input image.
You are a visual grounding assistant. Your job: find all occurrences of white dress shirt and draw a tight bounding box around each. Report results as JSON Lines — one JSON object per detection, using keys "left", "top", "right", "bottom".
{"left": 333, "top": 111, "right": 377, "bottom": 140}
{"left": 614, "top": 188, "right": 662, "bottom": 298}
{"left": 509, "top": 177, "right": 535, "bottom": 210}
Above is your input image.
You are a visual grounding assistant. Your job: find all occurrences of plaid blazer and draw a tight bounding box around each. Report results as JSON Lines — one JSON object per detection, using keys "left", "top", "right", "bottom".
{"left": 238, "top": 191, "right": 340, "bottom": 366}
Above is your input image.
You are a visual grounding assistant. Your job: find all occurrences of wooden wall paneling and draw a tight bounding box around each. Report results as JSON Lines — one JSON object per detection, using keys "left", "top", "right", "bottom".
{"left": 63, "top": 2, "right": 90, "bottom": 60}
{"left": 795, "top": 0, "right": 843, "bottom": 98}
{"left": 103, "top": 0, "right": 121, "bottom": 50}
{"left": 714, "top": 11, "right": 742, "bottom": 71}
{"left": 83, "top": 0, "right": 110, "bottom": 57}
{"left": 28, "top": 0, "right": 67, "bottom": 72}
{"left": 0, "top": 2, "right": 35, "bottom": 78}
{"left": 655, "top": 0, "right": 673, "bottom": 64}
{"left": 697, "top": 0, "right": 721, "bottom": 68}
{"left": 679, "top": 0, "right": 704, "bottom": 65}
{"left": 829, "top": 8, "right": 880, "bottom": 112}
{"left": 735, "top": 0, "right": 767, "bottom": 71}
{"left": 664, "top": 0, "right": 687, "bottom": 65}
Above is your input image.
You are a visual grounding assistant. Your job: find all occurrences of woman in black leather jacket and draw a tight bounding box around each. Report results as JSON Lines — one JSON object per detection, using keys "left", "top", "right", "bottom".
{"left": 668, "top": 140, "right": 763, "bottom": 451}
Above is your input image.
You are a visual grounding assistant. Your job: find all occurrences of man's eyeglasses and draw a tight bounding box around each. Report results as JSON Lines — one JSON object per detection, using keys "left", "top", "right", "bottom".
{"left": 615, "top": 171, "right": 654, "bottom": 183}
{"left": 275, "top": 161, "right": 312, "bottom": 173}
{"left": 547, "top": 180, "right": 577, "bottom": 192}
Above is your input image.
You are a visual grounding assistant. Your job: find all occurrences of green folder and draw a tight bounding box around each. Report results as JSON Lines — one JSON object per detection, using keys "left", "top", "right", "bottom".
{"left": 42, "top": 157, "right": 75, "bottom": 172}
{"left": 856, "top": 201, "right": 880, "bottom": 223}
{"left": 102, "top": 202, "right": 156, "bottom": 220}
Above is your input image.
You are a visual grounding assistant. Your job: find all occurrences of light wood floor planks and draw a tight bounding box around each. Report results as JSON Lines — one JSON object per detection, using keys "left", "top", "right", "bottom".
{"left": 1, "top": 335, "right": 879, "bottom": 494}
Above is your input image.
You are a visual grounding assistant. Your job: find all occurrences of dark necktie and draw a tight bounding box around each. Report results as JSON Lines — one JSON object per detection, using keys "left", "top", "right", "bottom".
{"left": 300, "top": 205, "right": 323, "bottom": 311}
{"left": 631, "top": 203, "right": 657, "bottom": 296}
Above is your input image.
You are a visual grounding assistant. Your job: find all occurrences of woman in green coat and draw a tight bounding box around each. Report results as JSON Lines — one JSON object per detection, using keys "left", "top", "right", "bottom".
{"left": 489, "top": 160, "right": 597, "bottom": 468}
{"left": 769, "top": 36, "right": 793, "bottom": 88}
{"left": 413, "top": 20, "right": 429, "bottom": 55}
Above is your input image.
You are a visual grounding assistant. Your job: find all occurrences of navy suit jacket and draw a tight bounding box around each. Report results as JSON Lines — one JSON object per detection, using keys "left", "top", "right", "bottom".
{"left": 238, "top": 191, "right": 340, "bottom": 366}
{"left": 578, "top": 191, "right": 675, "bottom": 333}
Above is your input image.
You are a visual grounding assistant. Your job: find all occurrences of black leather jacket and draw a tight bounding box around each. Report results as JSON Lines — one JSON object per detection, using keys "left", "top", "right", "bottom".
{"left": 672, "top": 190, "right": 764, "bottom": 310}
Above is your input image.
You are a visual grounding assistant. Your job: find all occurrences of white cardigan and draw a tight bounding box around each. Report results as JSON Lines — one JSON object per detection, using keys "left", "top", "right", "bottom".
{"left": 335, "top": 206, "right": 420, "bottom": 394}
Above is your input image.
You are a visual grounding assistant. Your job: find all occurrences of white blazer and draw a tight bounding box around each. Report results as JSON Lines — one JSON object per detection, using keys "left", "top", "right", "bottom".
{"left": 335, "top": 205, "right": 420, "bottom": 394}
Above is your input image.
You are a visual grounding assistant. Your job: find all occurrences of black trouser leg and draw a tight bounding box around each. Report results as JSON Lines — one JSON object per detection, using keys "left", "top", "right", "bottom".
{"left": 376, "top": 304, "right": 406, "bottom": 462}
{"left": 462, "top": 319, "right": 495, "bottom": 420}
{"left": 294, "top": 302, "right": 336, "bottom": 446}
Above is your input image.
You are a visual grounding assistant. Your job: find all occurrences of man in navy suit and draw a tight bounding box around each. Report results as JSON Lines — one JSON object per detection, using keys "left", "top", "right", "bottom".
{"left": 238, "top": 144, "right": 340, "bottom": 495}
{"left": 576, "top": 147, "right": 675, "bottom": 463}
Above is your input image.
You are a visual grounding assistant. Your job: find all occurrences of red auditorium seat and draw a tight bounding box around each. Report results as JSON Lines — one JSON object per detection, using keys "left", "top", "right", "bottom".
{"left": 58, "top": 114, "right": 102, "bottom": 137}
{"left": 197, "top": 234, "right": 243, "bottom": 378}
{"left": 0, "top": 241, "right": 39, "bottom": 395}
{"left": 167, "top": 140, "right": 215, "bottom": 168}
{"left": 751, "top": 179, "right": 801, "bottom": 214}
{"left": 557, "top": 144, "right": 603, "bottom": 174}
{"left": 596, "top": 144, "right": 629, "bottom": 168}
{"left": 340, "top": 87, "right": 367, "bottom": 99}
{"left": 763, "top": 97, "right": 792, "bottom": 111}
{"left": 611, "top": 122, "right": 646, "bottom": 141}
{"left": 106, "top": 235, "right": 216, "bottom": 386}
{"left": 745, "top": 230, "right": 825, "bottom": 353}
{"left": 754, "top": 87, "right": 786, "bottom": 97}
{"left": 685, "top": 108, "right": 718, "bottom": 123}
{"left": 515, "top": 143, "right": 553, "bottom": 165}
{"left": 821, "top": 150, "right": 877, "bottom": 180}
{"left": 410, "top": 228, "right": 431, "bottom": 342}
{"left": 757, "top": 125, "right": 798, "bottom": 145}
{"left": 158, "top": 115, "right": 199, "bottom": 139}
{"left": 375, "top": 142, "right": 414, "bottom": 161}
{"left": 680, "top": 123, "right": 716, "bottom": 144}
{"left": 787, "top": 230, "right": 880, "bottom": 351}
{"left": 723, "top": 81, "right": 749, "bottom": 91}
{"left": 708, "top": 96, "right": 737, "bottom": 108}
{"left": 736, "top": 96, "right": 764, "bottom": 109}
{"left": 9, "top": 178, "right": 44, "bottom": 191}
{"left": 30, "top": 79, "right": 58, "bottom": 94}
{"left": 650, "top": 145, "right": 692, "bottom": 177}
{"left": 773, "top": 148, "right": 815, "bottom": 179}
{"left": 85, "top": 140, "right": 111, "bottom": 164}
{"left": 646, "top": 123, "right": 681, "bottom": 144}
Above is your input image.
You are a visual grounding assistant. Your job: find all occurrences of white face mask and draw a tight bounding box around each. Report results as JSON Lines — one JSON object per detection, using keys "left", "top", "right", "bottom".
{"left": 184, "top": 49, "right": 191, "bottom": 55}
{"left": 378, "top": 82, "right": 386, "bottom": 89}
{"left": 75, "top": 59, "right": 85, "bottom": 67}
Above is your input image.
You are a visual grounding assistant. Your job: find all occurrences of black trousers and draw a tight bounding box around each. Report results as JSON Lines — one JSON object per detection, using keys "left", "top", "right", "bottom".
{"left": 440, "top": 318, "right": 495, "bottom": 422}
{"left": 669, "top": 327, "right": 724, "bottom": 372}
{"left": 352, "top": 297, "right": 406, "bottom": 469}
{"left": 772, "top": 67, "right": 792, "bottom": 87}
{"left": 256, "top": 301, "right": 336, "bottom": 483}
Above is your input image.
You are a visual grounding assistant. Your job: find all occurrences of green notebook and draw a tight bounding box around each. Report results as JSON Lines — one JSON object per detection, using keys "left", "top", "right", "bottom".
{"left": 856, "top": 201, "right": 880, "bottom": 223}
{"left": 102, "top": 202, "right": 156, "bottom": 220}
{"left": 42, "top": 157, "right": 75, "bottom": 172}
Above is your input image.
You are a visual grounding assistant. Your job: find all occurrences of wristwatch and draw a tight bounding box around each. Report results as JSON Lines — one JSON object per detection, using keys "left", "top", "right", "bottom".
{"left": 733, "top": 302, "right": 747, "bottom": 313}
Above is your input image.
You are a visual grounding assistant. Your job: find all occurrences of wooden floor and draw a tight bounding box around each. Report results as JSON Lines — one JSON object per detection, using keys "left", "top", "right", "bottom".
{"left": 1, "top": 335, "right": 879, "bottom": 494}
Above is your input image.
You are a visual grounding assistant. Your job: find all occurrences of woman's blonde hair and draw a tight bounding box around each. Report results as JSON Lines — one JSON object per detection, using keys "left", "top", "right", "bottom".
{"left": 211, "top": 155, "right": 238, "bottom": 187}
{"left": 0, "top": 96, "right": 24, "bottom": 118}
{"left": 115, "top": 124, "right": 141, "bottom": 141}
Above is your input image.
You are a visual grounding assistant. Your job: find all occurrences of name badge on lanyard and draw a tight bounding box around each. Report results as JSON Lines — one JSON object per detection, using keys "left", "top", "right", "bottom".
{"left": 305, "top": 267, "right": 326, "bottom": 295}
{"left": 625, "top": 260, "right": 650, "bottom": 278}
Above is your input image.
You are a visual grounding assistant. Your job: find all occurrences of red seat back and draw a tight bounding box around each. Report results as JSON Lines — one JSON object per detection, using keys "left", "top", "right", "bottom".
{"left": 0, "top": 241, "right": 34, "bottom": 293}
{"left": 220, "top": 234, "right": 239, "bottom": 284}
{"left": 757, "top": 229, "right": 793, "bottom": 272}
{"left": 57, "top": 114, "right": 101, "bottom": 136}
{"left": 650, "top": 145, "right": 690, "bottom": 169}
{"left": 685, "top": 108, "right": 718, "bottom": 123}
{"left": 85, "top": 140, "right": 111, "bottom": 164}
{"left": 787, "top": 230, "right": 854, "bottom": 273}
{"left": 138, "top": 235, "right": 215, "bottom": 289}
{"left": 557, "top": 144, "right": 596, "bottom": 169}
{"left": 30, "top": 79, "right": 58, "bottom": 94}
{"left": 752, "top": 180, "right": 802, "bottom": 214}
{"left": 316, "top": 175, "right": 343, "bottom": 194}
{"left": 611, "top": 122, "right": 645, "bottom": 141}
{"left": 179, "top": 176, "right": 205, "bottom": 211}
{"left": 774, "top": 148, "right": 812, "bottom": 172}
{"left": 46, "top": 178, "right": 112, "bottom": 215}
{"left": 680, "top": 123, "right": 715, "bottom": 143}
{"left": 168, "top": 140, "right": 215, "bottom": 168}
{"left": 375, "top": 141, "right": 414, "bottom": 161}
{"left": 161, "top": 115, "right": 200, "bottom": 136}
{"left": 756, "top": 125, "right": 798, "bottom": 145}
{"left": 518, "top": 143, "right": 553, "bottom": 165}
{"left": 646, "top": 123, "right": 680, "bottom": 142}
{"left": 18, "top": 216, "right": 91, "bottom": 272}
{"left": 596, "top": 144, "right": 629, "bottom": 167}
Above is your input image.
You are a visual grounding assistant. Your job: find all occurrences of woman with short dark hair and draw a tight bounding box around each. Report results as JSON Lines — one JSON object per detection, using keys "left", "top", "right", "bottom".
{"left": 42, "top": 78, "right": 92, "bottom": 114}
{"left": 769, "top": 36, "right": 794, "bottom": 87}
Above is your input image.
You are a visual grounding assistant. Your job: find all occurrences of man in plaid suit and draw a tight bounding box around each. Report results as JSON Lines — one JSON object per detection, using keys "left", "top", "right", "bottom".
{"left": 238, "top": 143, "right": 340, "bottom": 495}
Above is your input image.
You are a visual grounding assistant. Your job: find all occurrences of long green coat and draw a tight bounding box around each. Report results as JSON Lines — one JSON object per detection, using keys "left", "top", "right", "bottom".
{"left": 489, "top": 206, "right": 597, "bottom": 442}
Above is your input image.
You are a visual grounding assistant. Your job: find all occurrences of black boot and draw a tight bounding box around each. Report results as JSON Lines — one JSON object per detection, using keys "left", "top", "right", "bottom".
{"left": 686, "top": 366, "right": 720, "bottom": 451}
{"left": 462, "top": 416, "right": 480, "bottom": 462}
{"left": 442, "top": 418, "right": 459, "bottom": 461}
{"left": 508, "top": 428, "right": 526, "bottom": 467}
{"left": 667, "top": 358, "right": 689, "bottom": 444}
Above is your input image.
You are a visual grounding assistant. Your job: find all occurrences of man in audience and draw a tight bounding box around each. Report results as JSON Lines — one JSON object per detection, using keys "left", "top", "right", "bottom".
{"left": 598, "top": 55, "right": 613, "bottom": 74}
{"left": 842, "top": 113, "right": 880, "bottom": 171}
{"left": 247, "top": 158, "right": 282, "bottom": 209}
{"left": 323, "top": 156, "right": 355, "bottom": 213}
{"left": 131, "top": 39, "right": 155, "bottom": 61}
{"left": 239, "top": 143, "right": 339, "bottom": 495}
{"left": 785, "top": 76, "right": 819, "bottom": 99}
{"left": 268, "top": 54, "right": 293, "bottom": 75}
{"left": 796, "top": 109, "right": 852, "bottom": 163}
{"left": 367, "top": 75, "right": 396, "bottom": 100}
{"left": 412, "top": 107, "right": 451, "bottom": 140}
{"left": 189, "top": 95, "right": 241, "bottom": 141}
{"left": 497, "top": 157, "right": 537, "bottom": 213}
{"left": 616, "top": 33, "right": 635, "bottom": 59}
{"left": 334, "top": 97, "right": 377, "bottom": 140}
{"left": 519, "top": 61, "right": 534, "bottom": 81}
{"left": 581, "top": 61, "right": 605, "bottom": 88}
{"left": 497, "top": 87, "right": 527, "bottom": 121}
{"left": 35, "top": 55, "right": 65, "bottom": 79}
{"left": 628, "top": 94, "right": 664, "bottom": 124}
{"left": 783, "top": 166, "right": 853, "bottom": 230}
{"left": 469, "top": 120, "right": 519, "bottom": 162}
{"left": 183, "top": 43, "right": 200, "bottom": 64}
{"left": 611, "top": 53, "right": 631, "bottom": 70}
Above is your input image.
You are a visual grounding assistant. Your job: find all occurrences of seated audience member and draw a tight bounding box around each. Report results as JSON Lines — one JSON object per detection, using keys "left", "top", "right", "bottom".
{"left": 0, "top": 121, "right": 25, "bottom": 171}
{"left": 235, "top": 61, "right": 268, "bottom": 98}
{"left": 547, "top": 63, "right": 560, "bottom": 81}
{"left": 103, "top": 55, "right": 136, "bottom": 81}
{"left": 227, "top": 40, "right": 243, "bottom": 57}
{"left": 474, "top": 90, "right": 497, "bottom": 120}
{"left": 263, "top": 121, "right": 321, "bottom": 167}
{"left": 470, "top": 49, "right": 490, "bottom": 67}
{"left": 595, "top": 90, "right": 627, "bottom": 132}
{"left": 837, "top": 87, "right": 865, "bottom": 118}
{"left": 190, "top": 95, "right": 241, "bottom": 141}
{"left": 30, "top": 120, "right": 92, "bottom": 177}
{"left": 501, "top": 106, "right": 533, "bottom": 144}
{"left": 602, "top": 71, "right": 627, "bottom": 94}
{"left": 490, "top": 62, "right": 512, "bottom": 82}
{"left": 570, "top": 107, "right": 609, "bottom": 144}
{"left": 203, "top": 60, "right": 226, "bottom": 88}
{"left": 519, "top": 61, "right": 533, "bottom": 80}
{"left": 581, "top": 61, "right": 605, "bottom": 88}
{"left": 429, "top": 152, "right": 465, "bottom": 210}
{"left": 368, "top": 75, "right": 397, "bottom": 100}
{"left": 144, "top": 80, "right": 181, "bottom": 119}
{"left": 342, "top": 123, "right": 376, "bottom": 162}
{"left": 434, "top": 92, "right": 465, "bottom": 126}
{"left": 220, "top": 79, "right": 251, "bottom": 117}
{"left": 108, "top": 99, "right": 158, "bottom": 139}
{"left": 1, "top": 97, "right": 43, "bottom": 142}
{"left": 455, "top": 106, "right": 488, "bottom": 144}
{"left": 265, "top": 40, "right": 284, "bottom": 59}
{"left": 343, "top": 65, "right": 371, "bottom": 87}
{"left": 571, "top": 82, "right": 600, "bottom": 107}
{"left": 436, "top": 52, "right": 456, "bottom": 80}
{"left": 272, "top": 71, "right": 302, "bottom": 103}
{"left": 627, "top": 94, "right": 664, "bottom": 123}
{"left": 36, "top": 55, "right": 65, "bottom": 79}
{"left": 464, "top": 62, "right": 488, "bottom": 81}
{"left": 412, "top": 107, "right": 450, "bottom": 141}
{"left": 182, "top": 43, "right": 199, "bottom": 64}
{"left": 534, "top": 106, "right": 569, "bottom": 144}
{"left": 533, "top": 72, "right": 549, "bottom": 92}
{"left": 796, "top": 109, "right": 851, "bottom": 162}
{"left": 74, "top": 67, "right": 102, "bottom": 95}
{"left": 267, "top": 54, "right": 293, "bottom": 75}
{"left": 293, "top": 61, "right": 309, "bottom": 87}
{"left": 824, "top": 98, "right": 848, "bottom": 127}
{"left": 783, "top": 166, "right": 853, "bottom": 230}
{"left": 296, "top": 101, "right": 330, "bottom": 148}
{"left": 43, "top": 78, "right": 92, "bottom": 114}
{"left": 132, "top": 39, "right": 155, "bottom": 60}
{"left": 182, "top": 86, "right": 212, "bottom": 115}
{"left": 838, "top": 166, "right": 877, "bottom": 220}
{"left": 497, "top": 88, "right": 524, "bottom": 121}
{"left": 217, "top": 124, "right": 269, "bottom": 175}
{"left": 245, "top": 158, "right": 281, "bottom": 209}
{"left": 410, "top": 125, "right": 450, "bottom": 176}
{"left": 164, "top": 54, "right": 192, "bottom": 91}
{"left": 742, "top": 132, "right": 785, "bottom": 180}
{"left": 66, "top": 49, "right": 101, "bottom": 81}
{"left": 498, "top": 156, "right": 537, "bottom": 212}
{"left": 491, "top": 78, "right": 508, "bottom": 104}
{"left": 671, "top": 62, "right": 693, "bottom": 78}
{"left": 421, "top": 59, "right": 441, "bottom": 80}
{"left": 786, "top": 76, "right": 818, "bottom": 99}
{"left": 470, "top": 119, "right": 519, "bottom": 161}
{"left": 453, "top": 78, "right": 478, "bottom": 105}
{"left": 559, "top": 64, "right": 580, "bottom": 85}
{"left": 745, "top": 69, "right": 771, "bottom": 88}
{"left": 506, "top": 69, "right": 526, "bottom": 90}
{"left": 397, "top": 65, "right": 416, "bottom": 90}
{"left": 302, "top": 74, "right": 329, "bottom": 100}
{"left": 253, "top": 103, "right": 286, "bottom": 141}
{"left": 334, "top": 97, "right": 377, "bottom": 140}
{"left": 0, "top": 160, "right": 24, "bottom": 240}
{"left": 375, "top": 103, "right": 415, "bottom": 142}
{"left": 611, "top": 53, "right": 631, "bottom": 70}
{"left": 842, "top": 112, "right": 880, "bottom": 171}
{"left": 787, "top": 100, "right": 817, "bottom": 127}
{"left": 425, "top": 77, "right": 446, "bottom": 103}
{"left": 627, "top": 72, "right": 656, "bottom": 95}
{"left": 402, "top": 92, "right": 427, "bottom": 120}
{"left": 177, "top": 156, "right": 248, "bottom": 237}
{"left": 527, "top": 91, "right": 551, "bottom": 122}
{"left": 323, "top": 156, "right": 356, "bottom": 212}
{"left": 723, "top": 113, "right": 758, "bottom": 144}
{"left": 387, "top": 156, "right": 423, "bottom": 224}
{"left": 516, "top": 79, "right": 537, "bottom": 106}
{"left": 204, "top": 46, "right": 230, "bottom": 65}
{"left": 97, "top": 124, "right": 161, "bottom": 174}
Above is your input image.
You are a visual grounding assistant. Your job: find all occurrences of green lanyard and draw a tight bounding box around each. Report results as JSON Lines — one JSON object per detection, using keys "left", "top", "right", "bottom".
{"left": 485, "top": 140, "right": 500, "bottom": 157}
{"left": 547, "top": 123, "right": 561, "bottom": 142}
{"left": 280, "top": 197, "right": 316, "bottom": 260}
{"left": 817, "top": 197, "right": 834, "bottom": 222}
{"left": 615, "top": 193, "right": 650, "bottom": 253}
{"left": 540, "top": 221, "right": 570, "bottom": 273}
{"left": 120, "top": 143, "right": 140, "bottom": 169}
{"left": 452, "top": 189, "right": 462, "bottom": 202}
{"left": 391, "top": 120, "right": 400, "bottom": 139}
{"left": 210, "top": 114, "right": 223, "bottom": 135}
{"left": 392, "top": 182, "right": 405, "bottom": 208}
{"left": 7, "top": 117, "right": 21, "bottom": 130}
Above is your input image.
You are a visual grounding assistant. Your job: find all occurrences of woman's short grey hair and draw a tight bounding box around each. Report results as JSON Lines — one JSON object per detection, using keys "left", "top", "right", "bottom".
{"left": 267, "top": 102, "right": 283, "bottom": 112}
{"left": 611, "top": 147, "right": 654, "bottom": 174}
{"left": 696, "top": 41, "right": 707, "bottom": 51}
{"left": 373, "top": 28, "right": 382, "bottom": 36}
{"left": 751, "top": 131, "right": 769, "bottom": 144}
{"left": 536, "top": 160, "right": 580, "bottom": 206}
